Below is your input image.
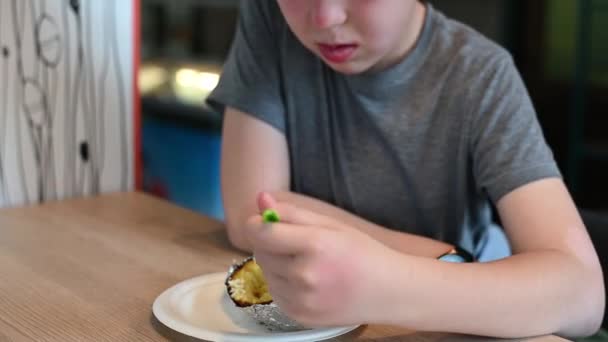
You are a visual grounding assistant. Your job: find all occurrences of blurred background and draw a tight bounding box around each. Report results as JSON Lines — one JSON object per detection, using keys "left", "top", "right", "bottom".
{"left": 139, "top": 0, "right": 607, "bottom": 332}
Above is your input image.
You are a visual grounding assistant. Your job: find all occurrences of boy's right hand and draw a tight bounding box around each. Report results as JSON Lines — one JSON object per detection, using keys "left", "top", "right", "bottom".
{"left": 244, "top": 192, "right": 401, "bottom": 327}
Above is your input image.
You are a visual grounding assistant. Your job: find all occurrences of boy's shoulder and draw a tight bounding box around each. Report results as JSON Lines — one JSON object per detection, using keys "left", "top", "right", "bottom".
{"left": 429, "top": 6, "right": 512, "bottom": 70}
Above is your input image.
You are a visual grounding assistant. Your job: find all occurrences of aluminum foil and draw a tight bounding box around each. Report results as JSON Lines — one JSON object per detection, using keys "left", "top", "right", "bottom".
{"left": 239, "top": 301, "right": 305, "bottom": 331}
{"left": 225, "top": 256, "right": 307, "bottom": 332}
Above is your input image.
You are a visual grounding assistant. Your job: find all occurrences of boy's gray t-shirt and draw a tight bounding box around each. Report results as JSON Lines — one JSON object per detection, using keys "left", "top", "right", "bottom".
{"left": 208, "top": 1, "right": 561, "bottom": 256}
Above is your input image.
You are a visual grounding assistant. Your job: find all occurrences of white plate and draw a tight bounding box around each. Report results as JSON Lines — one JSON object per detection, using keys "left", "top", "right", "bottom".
{"left": 152, "top": 272, "right": 360, "bottom": 342}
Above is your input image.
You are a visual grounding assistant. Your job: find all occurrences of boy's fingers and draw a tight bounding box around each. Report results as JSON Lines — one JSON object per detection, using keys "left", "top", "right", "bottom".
{"left": 257, "top": 191, "right": 344, "bottom": 230}
{"left": 254, "top": 253, "right": 293, "bottom": 281}
{"left": 257, "top": 192, "right": 277, "bottom": 213}
{"left": 263, "top": 274, "right": 294, "bottom": 311}
{"left": 271, "top": 201, "right": 342, "bottom": 231}
{"left": 249, "top": 221, "right": 317, "bottom": 255}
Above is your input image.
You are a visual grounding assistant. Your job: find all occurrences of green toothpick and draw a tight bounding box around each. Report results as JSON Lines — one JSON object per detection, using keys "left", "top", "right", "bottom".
{"left": 262, "top": 209, "right": 280, "bottom": 223}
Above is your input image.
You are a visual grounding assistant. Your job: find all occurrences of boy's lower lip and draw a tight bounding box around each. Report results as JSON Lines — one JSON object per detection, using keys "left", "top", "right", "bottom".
{"left": 318, "top": 44, "right": 358, "bottom": 64}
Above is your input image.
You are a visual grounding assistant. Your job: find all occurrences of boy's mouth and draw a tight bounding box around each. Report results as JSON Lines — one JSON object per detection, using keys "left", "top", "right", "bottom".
{"left": 317, "top": 43, "right": 358, "bottom": 64}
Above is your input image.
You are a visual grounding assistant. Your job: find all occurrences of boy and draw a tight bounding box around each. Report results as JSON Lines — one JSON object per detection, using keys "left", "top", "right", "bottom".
{"left": 208, "top": 0, "right": 604, "bottom": 338}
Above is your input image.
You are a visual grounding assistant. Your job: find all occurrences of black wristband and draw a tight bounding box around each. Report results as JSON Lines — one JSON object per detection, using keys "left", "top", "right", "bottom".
{"left": 437, "top": 246, "right": 475, "bottom": 263}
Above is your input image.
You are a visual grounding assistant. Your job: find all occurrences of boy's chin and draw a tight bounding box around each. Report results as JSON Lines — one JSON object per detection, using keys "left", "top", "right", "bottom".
{"left": 324, "top": 60, "right": 373, "bottom": 75}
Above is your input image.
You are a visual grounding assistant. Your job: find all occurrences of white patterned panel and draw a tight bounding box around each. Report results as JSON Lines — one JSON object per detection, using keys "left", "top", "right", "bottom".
{"left": 0, "top": 0, "right": 135, "bottom": 207}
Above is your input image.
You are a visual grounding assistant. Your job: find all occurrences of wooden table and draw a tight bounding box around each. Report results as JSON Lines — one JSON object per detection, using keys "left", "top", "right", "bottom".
{"left": 0, "top": 192, "right": 567, "bottom": 341}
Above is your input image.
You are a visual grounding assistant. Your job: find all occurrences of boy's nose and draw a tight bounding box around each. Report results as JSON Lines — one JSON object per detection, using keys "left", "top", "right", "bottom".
{"left": 311, "top": 0, "right": 347, "bottom": 29}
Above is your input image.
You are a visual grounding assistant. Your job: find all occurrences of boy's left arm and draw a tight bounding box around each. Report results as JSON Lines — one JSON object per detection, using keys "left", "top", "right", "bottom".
{"left": 495, "top": 177, "right": 604, "bottom": 336}
{"left": 380, "top": 177, "right": 604, "bottom": 338}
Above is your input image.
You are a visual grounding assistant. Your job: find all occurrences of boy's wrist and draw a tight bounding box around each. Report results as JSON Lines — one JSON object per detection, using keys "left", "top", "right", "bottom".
{"left": 369, "top": 248, "right": 473, "bottom": 327}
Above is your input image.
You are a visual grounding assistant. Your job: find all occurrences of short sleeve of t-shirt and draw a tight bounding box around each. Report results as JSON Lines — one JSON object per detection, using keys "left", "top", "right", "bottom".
{"left": 468, "top": 54, "right": 562, "bottom": 204}
{"left": 206, "top": 0, "right": 285, "bottom": 133}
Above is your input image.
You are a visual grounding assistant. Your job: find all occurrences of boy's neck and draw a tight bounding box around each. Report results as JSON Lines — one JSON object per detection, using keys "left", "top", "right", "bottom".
{"left": 371, "top": 1, "right": 427, "bottom": 73}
